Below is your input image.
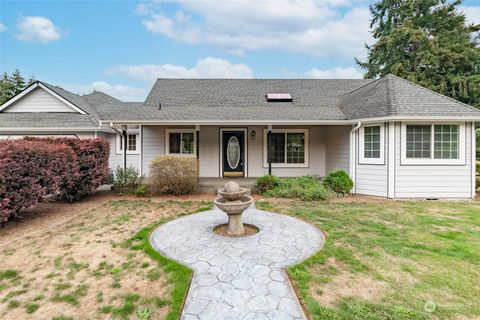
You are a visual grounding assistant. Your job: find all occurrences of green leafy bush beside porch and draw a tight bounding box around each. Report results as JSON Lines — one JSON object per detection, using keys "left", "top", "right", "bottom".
{"left": 256, "top": 170, "right": 353, "bottom": 201}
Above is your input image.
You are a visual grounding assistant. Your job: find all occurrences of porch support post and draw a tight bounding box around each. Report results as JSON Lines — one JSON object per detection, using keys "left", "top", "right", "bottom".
{"left": 268, "top": 124, "right": 273, "bottom": 175}
{"left": 196, "top": 125, "right": 200, "bottom": 182}
{"left": 121, "top": 125, "right": 128, "bottom": 182}
{"left": 195, "top": 125, "right": 200, "bottom": 159}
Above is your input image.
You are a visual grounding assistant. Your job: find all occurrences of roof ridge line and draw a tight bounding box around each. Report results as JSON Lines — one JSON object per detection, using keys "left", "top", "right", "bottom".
{"left": 387, "top": 73, "right": 479, "bottom": 112}
{"left": 385, "top": 75, "right": 397, "bottom": 116}
{"left": 344, "top": 77, "right": 381, "bottom": 95}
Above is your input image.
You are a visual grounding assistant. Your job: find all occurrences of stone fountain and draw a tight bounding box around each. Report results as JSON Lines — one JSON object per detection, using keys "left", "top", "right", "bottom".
{"left": 213, "top": 181, "right": 254, "bottom": 235}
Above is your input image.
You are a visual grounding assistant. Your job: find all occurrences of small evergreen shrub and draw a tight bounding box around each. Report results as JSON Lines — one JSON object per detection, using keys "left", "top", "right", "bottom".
{"left": 135, "top": 185, "right": 148, "bottom": 197}
{"left": 113, "top": 166, "right": 143, "bottom": 195}
{"left": 323, "top": 170, "right": 354, "bottom": 195}
{"left": 476, "top": 161, "right": 480, "bottom": 174}
{"left": 256, "top": 175, "right": 281, "bottom": 194}
{"left": 149, "top": 156, "right": 198, "bottom": 195}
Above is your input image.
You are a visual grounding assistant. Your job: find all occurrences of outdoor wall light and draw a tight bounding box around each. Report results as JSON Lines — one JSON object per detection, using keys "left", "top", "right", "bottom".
{"left": 251, "top": 130, "right": 256, "bottom": 141}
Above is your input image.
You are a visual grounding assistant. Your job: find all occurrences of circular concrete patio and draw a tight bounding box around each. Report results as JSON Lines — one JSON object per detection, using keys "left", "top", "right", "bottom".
{"left": 150, "top": 205, "right": 325, "bottom": 320}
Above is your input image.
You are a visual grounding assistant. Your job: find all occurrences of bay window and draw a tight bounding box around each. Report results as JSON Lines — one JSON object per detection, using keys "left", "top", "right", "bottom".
{"left": 401, "top": 123, "right": 465, "bottom": 165}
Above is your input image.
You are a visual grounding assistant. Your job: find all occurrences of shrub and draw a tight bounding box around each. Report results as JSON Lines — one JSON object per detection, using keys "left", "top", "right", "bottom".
{"left": 476, "top": 161, "right": 480, "bottom": 175}
{"left": 260, "top": 175, "right": 336, "bottom": 201}
{"left": 323, "top": 170, "right": 353, "bottom": 195}
{"left": 0, "top": 140, "right": 78, "bottom": 222}
{"left": 1, "top": 137, "right": 110, "bottom": 222}
{"left": 256, "top": 175, "right": 281, "bottom": 194}
{"left": 113, "top": 166, "right": 143, "bottom": 195}
{"left": 24, "top": 137, "right": 110, "bottom": 201}
{"left": 135, "top": 185, "right": 148, "bottom": 197}
{"left": 149, "top": 156, "right": 198, "bottom": 195}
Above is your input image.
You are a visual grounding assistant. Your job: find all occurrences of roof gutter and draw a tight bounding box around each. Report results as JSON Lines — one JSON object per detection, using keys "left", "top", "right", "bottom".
{"left": 109, "top": 122, "right": 122, "bottom": 135}
{"left": 0, "top": 127, "right": 101, "bottom": 132}
{"left": 101, "top": 116, "right": 480, "bottom": 126}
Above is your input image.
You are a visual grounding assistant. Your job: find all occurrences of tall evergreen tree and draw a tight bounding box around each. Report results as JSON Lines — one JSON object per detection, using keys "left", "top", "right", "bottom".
{"left": 11, "top": 69, "right": 26, "bottom": 95}
{"left": 0, "top": 72, "right": 16, "bottom": 104}
{"left": 356, "top": 0, "right": 480, "bottom": 107}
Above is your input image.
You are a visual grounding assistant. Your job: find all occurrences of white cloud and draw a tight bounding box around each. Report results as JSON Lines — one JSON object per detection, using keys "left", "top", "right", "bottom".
{"left": 64, "top": 81, "right": 147, "bottom": 102}
{"left": 104, "top": 57, "right": 253, "bottom": 83}
{"left": 138, "top": 0, "right": 372, "bottom": 58}
{"left": 461, "top": 6, "right": 480, "bottom": 25}
{"left": 16, "top": 16, "right": 62, "bottom": 43}
{"left": 306, "top": 67, "right": 363, "bottom": 79}
{"left": 0, "top": 22, "right": 7, "bottom": 32}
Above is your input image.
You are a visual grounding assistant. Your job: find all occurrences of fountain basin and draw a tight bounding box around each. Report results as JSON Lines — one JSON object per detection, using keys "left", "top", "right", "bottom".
{"left": 214, "top": 195, "right": 253, "bottom": 215}
{"left": 217, "top": 187, "right": 248, "bottom": 201}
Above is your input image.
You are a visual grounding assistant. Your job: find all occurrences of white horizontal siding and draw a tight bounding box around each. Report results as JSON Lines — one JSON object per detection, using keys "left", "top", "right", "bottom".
{"left": 325, "top": 126, "right": 350, "bottom": 173}
{"left": 199, "top": 126, "right": 219, "bottom": 178}
{"left": 3, "top": 87, "right": 77, "bottom": 113}
{"left": 394, "top": 122, "right": 473, "bottom": 198}
{"left": 107, "top": 133, "right": 140, "bottom": 173}
{"left": 355, "top": 124, "right": 388, "bottom": 197}
{"left": 142, "top": 126, "right": 164, "bottom": 176}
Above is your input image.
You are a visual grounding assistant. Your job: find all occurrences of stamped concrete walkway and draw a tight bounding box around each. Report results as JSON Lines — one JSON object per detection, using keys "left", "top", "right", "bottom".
{"left": 150, "top": 205, "right": 325, "bottom": 320}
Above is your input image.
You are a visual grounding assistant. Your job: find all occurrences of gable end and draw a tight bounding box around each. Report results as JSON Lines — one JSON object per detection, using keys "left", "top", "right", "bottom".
{"left": 0, "top": 82, "right": 87, "bottom": 114}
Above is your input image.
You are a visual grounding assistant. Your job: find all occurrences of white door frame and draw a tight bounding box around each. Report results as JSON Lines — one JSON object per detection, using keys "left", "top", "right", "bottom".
{"left": 219, "top": 128, "right": 248, "bottom": 178}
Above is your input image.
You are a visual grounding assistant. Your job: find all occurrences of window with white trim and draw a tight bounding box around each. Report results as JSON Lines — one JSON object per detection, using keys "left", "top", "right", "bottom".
{"left": 401, "top": 123, "right": 465, "bottom": 165}
{"left": 263, "top": 129, "right": 308, "bottom": 167}
{"left": 165, "top": 129, "right": 196, "bottom": 155}
{"left": 116, "top": 132, "right": 139, "bottom": 155}
{"left": 359, "top": 124, "right": 385, "bottom": 164}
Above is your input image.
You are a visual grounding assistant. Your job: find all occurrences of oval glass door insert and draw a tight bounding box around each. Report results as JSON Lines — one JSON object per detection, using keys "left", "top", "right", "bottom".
{"left": 227, "top": 136, "right": 241, "bottom": 169}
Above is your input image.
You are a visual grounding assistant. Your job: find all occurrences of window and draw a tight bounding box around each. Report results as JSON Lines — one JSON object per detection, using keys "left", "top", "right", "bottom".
{"left": 401, "top": 123, "right": 465, "bottom": 165}
{"left": 263, "top": 129, "right": 308, "bottom": 167}
{"left": 116, "top": 132, "right": 139, "bottom": 155}
{"left": 165, "top": 129, "right": 196, "bottom": 155}
{"left": 434, "top": 124, "right": 459, "bottom": 159}
{"left": 406, "top": 125, "right": 431, "bottom": 158}
{"left": 359, "top": 124, "right": 385, "bottom": 164}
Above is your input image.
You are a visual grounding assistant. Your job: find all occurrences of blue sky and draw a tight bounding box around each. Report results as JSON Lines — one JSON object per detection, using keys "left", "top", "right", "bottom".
{"left": 1, "top": 0, "right": 479, "bottom": 101}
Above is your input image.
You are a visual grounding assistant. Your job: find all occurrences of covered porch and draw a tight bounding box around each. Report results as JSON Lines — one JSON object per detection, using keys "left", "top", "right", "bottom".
{"left": 138, "top": 124, "right": 351, "bottom": 178}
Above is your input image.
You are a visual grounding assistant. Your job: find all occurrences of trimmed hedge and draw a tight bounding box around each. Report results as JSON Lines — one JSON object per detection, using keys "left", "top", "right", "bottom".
{"left": 0, "top": 137, "right": 109, "bottom": 222}
{"left": 24, "top": 137, "right": 110, "bottom": 201}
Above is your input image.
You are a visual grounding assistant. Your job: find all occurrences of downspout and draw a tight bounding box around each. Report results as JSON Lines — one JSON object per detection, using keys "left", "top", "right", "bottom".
{"left": 350, "top": 122, "right": 361, "bottom": 194}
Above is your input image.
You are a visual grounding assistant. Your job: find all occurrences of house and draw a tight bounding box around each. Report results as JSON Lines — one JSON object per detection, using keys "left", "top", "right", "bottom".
{"left": 1, "top": 74, "right": 479, "bottom": 199}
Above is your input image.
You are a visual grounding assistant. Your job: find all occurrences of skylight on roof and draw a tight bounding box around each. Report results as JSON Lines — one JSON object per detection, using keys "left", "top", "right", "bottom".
{"left": 266, "top": 93, "right": 292, "bottom": 102}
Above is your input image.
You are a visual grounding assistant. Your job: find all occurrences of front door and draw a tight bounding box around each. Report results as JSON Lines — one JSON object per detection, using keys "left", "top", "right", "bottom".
{"left": 222, "top": 131, "right": 245, "bottom": 177}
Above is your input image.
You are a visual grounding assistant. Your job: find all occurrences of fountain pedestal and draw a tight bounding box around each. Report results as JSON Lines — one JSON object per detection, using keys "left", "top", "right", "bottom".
{"left": 213, "top": 182, "right": 254, "bottom": 236}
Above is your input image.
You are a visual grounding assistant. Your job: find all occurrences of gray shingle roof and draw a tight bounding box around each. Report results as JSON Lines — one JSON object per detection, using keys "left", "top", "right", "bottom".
{"left": 340, "top": 74, "right": 480, "bottom": 119}
{"left": 135, "top": 78, "right": 373, "bottom": 121}
{"left": 0, "top": 113, "right": 100, "bottom": 128}
{"left": 2, "top": 75, "right": 480, "bottom": 130}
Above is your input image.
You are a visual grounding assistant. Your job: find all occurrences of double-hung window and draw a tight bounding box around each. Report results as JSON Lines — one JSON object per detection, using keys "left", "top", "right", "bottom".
{"left": 165, "top": 129, "right": 196, "bottom": 155}
{"left": 263, "top": 129, "right": 308, "bottom": 167}
{"left": 401, "top": 123, "right": 465, "bottom": 165}
{"left": 116, "top": 126, "right": 140, "bottom": 155}
{"left": 359, "top": 124, "right": 385, "bottom": 164}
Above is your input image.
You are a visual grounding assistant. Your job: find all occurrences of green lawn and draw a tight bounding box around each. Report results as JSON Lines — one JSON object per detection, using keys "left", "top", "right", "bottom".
{"left": 257, "top": 199, "right": 480, "bottom": 320}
